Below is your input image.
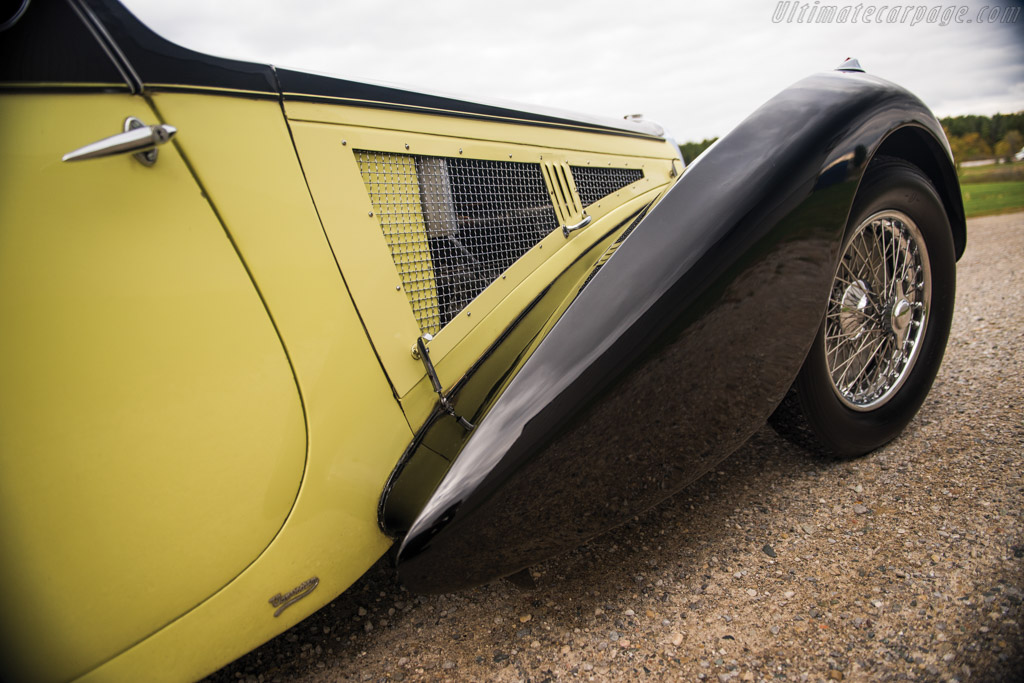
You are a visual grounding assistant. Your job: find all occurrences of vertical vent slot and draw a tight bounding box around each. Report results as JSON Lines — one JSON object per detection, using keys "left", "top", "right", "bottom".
{"left": 542, "top": 161, "right": 583, "bottom": 226}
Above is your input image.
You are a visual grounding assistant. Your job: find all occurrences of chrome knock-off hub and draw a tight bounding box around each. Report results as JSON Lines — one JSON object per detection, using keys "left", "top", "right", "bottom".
{"left": 824, "top": 211, "right": 932, "bottom": 410}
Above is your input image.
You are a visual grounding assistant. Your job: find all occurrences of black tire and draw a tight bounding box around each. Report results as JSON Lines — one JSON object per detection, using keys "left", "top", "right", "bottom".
{"left": 771, "top": 156, "right": 956, "bottom": 458}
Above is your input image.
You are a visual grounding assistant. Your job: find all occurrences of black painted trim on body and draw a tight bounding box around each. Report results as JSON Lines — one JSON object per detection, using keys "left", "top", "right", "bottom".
{"left": 0, "top": 0, "right": 128, "bottom": 86}
{"left": 82, "top": 0, "right": 278, "bottom": 94}
{"left": 395, "top": 71, "right": 963, "bottom": 593}
{"left": 145, "top": 83, "right": 282, "bottom": 101}
{"left": 67, "top": 0, "right": 142, "bottom": 93}
{"left": 0, "top": 83, "right": 132, "bottom": 93}
{"left": 276, "top": 69, "right": 663, "bottom": 139}
{"left": 5, "top": 0, "right": 664, "bottom": 138}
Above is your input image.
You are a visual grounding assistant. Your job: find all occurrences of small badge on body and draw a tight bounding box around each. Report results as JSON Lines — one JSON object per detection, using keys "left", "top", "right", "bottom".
{"left": 268, "top": 577, "right": 320, "bottom": 617}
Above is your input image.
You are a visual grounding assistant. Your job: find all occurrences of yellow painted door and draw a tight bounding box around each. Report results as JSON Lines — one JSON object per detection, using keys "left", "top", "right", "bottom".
{"left": 0, "top": 93, "right": 306, "bottom": 682}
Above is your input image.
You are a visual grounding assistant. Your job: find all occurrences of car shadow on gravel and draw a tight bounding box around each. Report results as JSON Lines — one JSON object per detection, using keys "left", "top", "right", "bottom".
{"left": 203, "top": 212, "right": 1024, "bottom": 682}
{"left": 204, "top": 424, "right": 860, "bottom": 681}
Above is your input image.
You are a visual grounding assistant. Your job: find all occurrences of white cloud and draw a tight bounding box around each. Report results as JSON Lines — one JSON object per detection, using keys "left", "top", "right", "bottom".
{"left": 124, "top": 0, "right": 1024, "bottom": 141}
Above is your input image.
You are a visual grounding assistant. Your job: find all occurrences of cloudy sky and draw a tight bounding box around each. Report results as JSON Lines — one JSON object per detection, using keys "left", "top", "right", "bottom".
{"left": 125, "top": 0, "right": 1024, "bottom": 142}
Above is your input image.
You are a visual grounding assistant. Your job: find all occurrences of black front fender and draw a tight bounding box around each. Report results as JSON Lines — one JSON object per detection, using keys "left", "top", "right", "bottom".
{"left": 396, "top": 71, "right": 960, "bottom": 593}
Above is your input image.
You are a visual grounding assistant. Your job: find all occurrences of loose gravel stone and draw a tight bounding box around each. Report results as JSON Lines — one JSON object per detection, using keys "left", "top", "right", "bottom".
{"left": 204, "top": 212, "right": 1024, "bottom": 683}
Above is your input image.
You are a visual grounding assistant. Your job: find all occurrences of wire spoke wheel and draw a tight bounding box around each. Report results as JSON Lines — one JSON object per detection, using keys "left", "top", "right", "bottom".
{"left": 768, "top": 156, "right": 956, "bottom": 458}
{"left": 825, "top": 210, "right": 932, "bottom": 410}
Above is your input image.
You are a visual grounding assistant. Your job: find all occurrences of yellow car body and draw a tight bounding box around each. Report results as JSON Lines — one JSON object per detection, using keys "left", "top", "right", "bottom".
{"left": 0, "top": 2, "right": 680, "bottom": 680}
{"left": 2, "top": 2, "right": 967, "bottom": 681}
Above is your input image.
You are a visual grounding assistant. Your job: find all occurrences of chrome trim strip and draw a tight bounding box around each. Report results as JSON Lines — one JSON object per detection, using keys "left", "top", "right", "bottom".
{"left": 0, "top": 0, "right": 31, "bottom": 32}
{"left": 67, "top": 0, "right": 141, "bottom": 94}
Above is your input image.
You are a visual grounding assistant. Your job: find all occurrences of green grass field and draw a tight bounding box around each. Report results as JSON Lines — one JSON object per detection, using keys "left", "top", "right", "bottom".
{"left": 961, "top": 180, "right": 1024, "bottom": 218}
{"left": 958, "top": 162, "right": 1024, "bottom": 184}
{"left": 956, "top": 162, "right": 1024, "bottom": 217}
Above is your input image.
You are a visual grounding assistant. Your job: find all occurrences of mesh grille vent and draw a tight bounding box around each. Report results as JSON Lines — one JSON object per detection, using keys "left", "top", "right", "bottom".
{"left": 357, "top": 151, "right": 558, "bottom": 335}
{"left": 571, "top": 166, "right": 644, "bottom": 207}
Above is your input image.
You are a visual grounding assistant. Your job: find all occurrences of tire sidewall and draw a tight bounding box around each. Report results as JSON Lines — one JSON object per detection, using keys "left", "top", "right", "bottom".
{"left": 796, "top": 160, "right": 957, "bottom": 456}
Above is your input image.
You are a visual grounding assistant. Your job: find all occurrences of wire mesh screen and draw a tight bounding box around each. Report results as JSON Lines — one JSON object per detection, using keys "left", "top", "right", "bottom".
{"left": 571, "top": 166, "right": 644, "bottom": 207}
{"left": 357, "top": 151, "right": 558, "bottom": 335}
{"left": 356, "top": 151, "right": 443, "bottom": 333}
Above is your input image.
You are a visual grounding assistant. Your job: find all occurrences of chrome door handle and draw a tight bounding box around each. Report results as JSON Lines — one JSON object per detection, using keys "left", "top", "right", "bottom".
{"left": 63, "top": 117, "right": 177, "bottom": 166}
{"left": 561, "top": 214, "right": 592, "bottom": 238}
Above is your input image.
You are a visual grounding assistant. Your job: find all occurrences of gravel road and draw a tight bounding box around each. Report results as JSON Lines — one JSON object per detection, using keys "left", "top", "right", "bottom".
{"left": 206, "top": 211, "right": 1023, "bottom": 683}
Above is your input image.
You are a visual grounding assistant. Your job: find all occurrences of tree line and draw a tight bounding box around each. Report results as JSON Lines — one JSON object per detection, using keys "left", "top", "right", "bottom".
{"left": 941, "top": 112, "right": 1023, "bottom": 163}
{"left": 678, "top": 138, "right": 718, "bottom": 165}
{"left": 677, "top": 112, "right": 1024, "bottom": 166}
